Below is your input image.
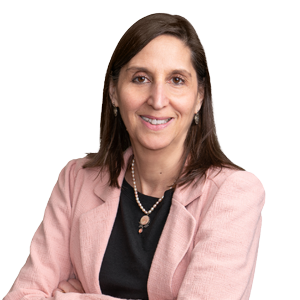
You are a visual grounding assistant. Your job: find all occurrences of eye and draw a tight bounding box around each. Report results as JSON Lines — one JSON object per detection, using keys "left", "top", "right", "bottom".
{"left": 171, "top": 76, "right": 185, "bottom": 85}
{"left": 132, "top": 76, "right": 149, "bottom": 84}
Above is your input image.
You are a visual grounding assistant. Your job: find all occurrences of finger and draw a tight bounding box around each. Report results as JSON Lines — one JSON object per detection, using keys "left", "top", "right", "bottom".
{"left": 52, "top": 288, "right": 64, "bottom": 297}
{"left": 68, "top": 279, "right": 85, "bottom": 293}
{"left": 58, "top": 280, "right": 79, "bottom": 293}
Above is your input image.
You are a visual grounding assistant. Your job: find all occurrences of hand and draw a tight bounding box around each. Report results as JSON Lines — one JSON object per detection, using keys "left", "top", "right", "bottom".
{"left": 52, "top": 278, "right": 85, "bottom": 296}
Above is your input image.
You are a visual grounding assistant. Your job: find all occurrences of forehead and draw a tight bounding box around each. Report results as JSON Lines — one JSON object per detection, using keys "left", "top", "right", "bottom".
{"left": 125, "top": 35, "right": 195, "bottom": 74}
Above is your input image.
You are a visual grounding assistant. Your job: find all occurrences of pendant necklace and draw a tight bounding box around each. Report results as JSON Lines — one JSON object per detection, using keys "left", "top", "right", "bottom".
{"left": 131, "top": 158, "right": 165, "bottom": 234}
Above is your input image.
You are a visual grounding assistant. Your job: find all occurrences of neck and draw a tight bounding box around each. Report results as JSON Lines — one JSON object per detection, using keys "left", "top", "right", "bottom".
{"left": 126, "top": 145, "right": 185, "bottom": 198}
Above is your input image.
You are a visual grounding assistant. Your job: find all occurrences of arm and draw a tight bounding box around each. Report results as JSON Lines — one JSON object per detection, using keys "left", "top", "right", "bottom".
{"left": 3, "top": 161, "right": 123, "bottom": 300}
{"left": 177, "top": 171, "right": 265, "bottom": 300}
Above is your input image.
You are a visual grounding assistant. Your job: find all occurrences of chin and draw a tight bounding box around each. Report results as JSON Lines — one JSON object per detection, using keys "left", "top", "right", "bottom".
{"left": 131, "top": 133, "right": 184, "bottom": 153}
{"left": 139, "top": 139, "right": 175, "bottom": 152}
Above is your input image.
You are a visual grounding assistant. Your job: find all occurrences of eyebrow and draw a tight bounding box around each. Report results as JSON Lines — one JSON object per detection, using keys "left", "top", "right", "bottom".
{"left": 126, "top": 66, "right": 192, "bottom": 78}
{"left": 126, "top": 66, "right": 150, "bottom": 73}
{"left": 170, "top": 69, "right": 192, "bottom": 78}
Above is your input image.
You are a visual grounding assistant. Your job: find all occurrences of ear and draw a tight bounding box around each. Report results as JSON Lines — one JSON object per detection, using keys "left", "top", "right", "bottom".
{"left": 109, "top": 80, "right": 119, "bottom": 107}
{"left": 195, "top": 88, "right": 204, "bottom": 114}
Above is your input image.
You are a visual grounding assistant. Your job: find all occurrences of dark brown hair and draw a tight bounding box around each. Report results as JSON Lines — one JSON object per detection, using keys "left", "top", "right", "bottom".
{"left": 83, "top": 13, "right": 243, "bottom": 187}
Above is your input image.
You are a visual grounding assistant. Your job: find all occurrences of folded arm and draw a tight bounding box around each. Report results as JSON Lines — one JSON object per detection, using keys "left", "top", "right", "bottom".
{"left": 4, "top": 161, "right": 123, "bottom": 300}
{"left": 177, "top": 171, "right": 265, "bottom": 300}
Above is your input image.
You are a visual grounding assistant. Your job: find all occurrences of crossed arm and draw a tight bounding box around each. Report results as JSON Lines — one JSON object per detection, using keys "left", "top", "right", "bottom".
{"left": 4, "top": 162, "right": 265, "bottom": 300}
{"left": 52, "top": 279, "right": 84, "bottom": 296}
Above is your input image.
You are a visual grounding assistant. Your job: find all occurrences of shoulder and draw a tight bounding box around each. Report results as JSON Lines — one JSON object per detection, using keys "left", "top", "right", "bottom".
{"left": 208, "top": 166, "right": 263, "bottom": 189}
{"left": 204, "top": 167, "right": 265, "bottom": 210}
{"left": 64, "top": 148, "right": 133, "bottom": 181}
{"left": 58, "top": 157, "right": 107, "bottom": 185}
{"left": 62, "top": 157, "right": 88, "bottom": 173}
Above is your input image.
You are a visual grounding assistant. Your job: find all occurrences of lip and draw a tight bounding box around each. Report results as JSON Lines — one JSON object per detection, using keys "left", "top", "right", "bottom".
{"left": 139, "top": 115, "right": 174, "bottom": 131}
{"left": 141, "top": 115, "right": 171, "bottom": 120}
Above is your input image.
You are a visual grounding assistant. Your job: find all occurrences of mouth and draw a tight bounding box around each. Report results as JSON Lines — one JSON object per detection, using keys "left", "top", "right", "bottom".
{"left": 140, "top": 116, "right": 172, "bottom": 125}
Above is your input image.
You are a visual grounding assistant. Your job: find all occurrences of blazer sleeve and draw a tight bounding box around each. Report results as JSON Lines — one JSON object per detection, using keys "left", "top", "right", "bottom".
{"left": 3, "top": 161, "right": 125, "bottom": 300}
{"left": 176, "top": 171, "right": 265, "bottom": 300}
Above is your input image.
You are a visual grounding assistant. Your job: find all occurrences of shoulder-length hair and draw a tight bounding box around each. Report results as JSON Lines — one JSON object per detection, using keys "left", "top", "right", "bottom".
{"left": 83, "top": 13, "right": 243, "bottom": 187}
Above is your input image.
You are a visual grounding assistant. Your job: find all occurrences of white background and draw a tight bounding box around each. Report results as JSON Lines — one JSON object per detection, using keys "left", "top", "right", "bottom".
{"left": 1, "top": 1, "right": 299, "bottom": 299}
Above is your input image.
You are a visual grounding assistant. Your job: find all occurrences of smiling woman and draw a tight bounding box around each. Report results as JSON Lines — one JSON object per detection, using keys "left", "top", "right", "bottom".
{"left": 109, "top": 35, "right": 202, "bottom": 180}
{"left": 4, "top": 13, "right": 265, "bottom": 300}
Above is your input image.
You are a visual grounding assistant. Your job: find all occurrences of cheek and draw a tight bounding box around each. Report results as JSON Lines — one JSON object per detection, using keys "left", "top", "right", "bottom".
{"left": 117, "top": 87, "right": 144, "bottom": 110}
{"left": 119, "top": 98, "right": 150, "bottom": 122}
{"left": 116, "top": 92, "right": 133, "bottom": 115}
{"left": 174, "top": 94, "right": 199, "bottom": 117}
{"left": 117, "top": 96, "right": 140, "bottom": 127}
{"left": 119, "top": 102, "right": 137, "bottom": 119}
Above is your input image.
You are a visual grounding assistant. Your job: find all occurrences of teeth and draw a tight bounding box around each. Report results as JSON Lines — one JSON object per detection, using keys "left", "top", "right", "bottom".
{"left": 141, "top": 116, "right": 171, "bottom": 125}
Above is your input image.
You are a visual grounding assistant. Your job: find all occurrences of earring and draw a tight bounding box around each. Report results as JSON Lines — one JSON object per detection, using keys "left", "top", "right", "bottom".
{"left": 112, "top": 102, "right": 118, "bottom": 117}
{"left": 194, "top": 112, "right": 199, "bottom": 125}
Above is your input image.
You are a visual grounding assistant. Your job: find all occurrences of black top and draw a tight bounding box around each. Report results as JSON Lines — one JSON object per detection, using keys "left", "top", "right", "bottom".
{"left": 99, "top": 178, "right": 174, "bottom": 300}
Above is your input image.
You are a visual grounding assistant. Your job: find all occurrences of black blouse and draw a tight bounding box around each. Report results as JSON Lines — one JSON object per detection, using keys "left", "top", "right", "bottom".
{"left": 99, "top": 178, "right": 174, "bottom": 300}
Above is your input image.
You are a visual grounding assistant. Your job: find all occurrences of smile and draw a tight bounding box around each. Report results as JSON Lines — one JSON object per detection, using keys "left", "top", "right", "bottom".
{"left": 140, "top": 116, "right": 172, "bottom": 125}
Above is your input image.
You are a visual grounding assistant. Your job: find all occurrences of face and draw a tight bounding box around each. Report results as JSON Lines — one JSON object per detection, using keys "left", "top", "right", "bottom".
{"left": 110, "top": 35, "right": 203, "bottom": 154}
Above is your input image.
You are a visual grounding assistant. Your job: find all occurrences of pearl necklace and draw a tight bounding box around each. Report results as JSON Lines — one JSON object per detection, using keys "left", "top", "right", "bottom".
{"left": 131, "top": 158, "right": 165, "bottom": 234}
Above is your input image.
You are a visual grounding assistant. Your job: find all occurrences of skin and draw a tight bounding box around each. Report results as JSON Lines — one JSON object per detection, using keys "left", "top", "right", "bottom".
{"left": 54, "top": 34, "right": 203, "bottom": 295}
{"left": 52, "top": 279, "right": 84, "bottom": 295}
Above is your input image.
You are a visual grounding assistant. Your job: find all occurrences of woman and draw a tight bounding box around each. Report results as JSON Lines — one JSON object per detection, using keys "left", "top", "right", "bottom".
{"left": 4, "top": 13, "right": 265, "bottom": 300}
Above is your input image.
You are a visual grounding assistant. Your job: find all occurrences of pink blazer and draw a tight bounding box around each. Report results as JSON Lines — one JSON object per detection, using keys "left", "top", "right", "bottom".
{"left": 5, "top": 149, "right": 265, "bottom": 300}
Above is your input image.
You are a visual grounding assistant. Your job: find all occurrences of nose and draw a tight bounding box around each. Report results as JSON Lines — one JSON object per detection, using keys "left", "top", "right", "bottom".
{"left": 147, "top": 82, "right": 169, "bottom": 110}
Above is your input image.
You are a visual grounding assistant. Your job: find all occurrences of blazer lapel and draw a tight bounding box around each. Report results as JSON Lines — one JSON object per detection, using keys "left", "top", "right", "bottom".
{"left": 147, "top": 200, "right": 196, "bottom": 299}
{"left": 78, "top": 170, "right": 128, "bottom": 293}
{"left": 77, "top": 150, "right": 132, "bottom": 293}
{"left": 77, "top": 188, "right": 120, "bottom": 293}
{"left": 147, "top": 180, "right": 205, "bottom": 300}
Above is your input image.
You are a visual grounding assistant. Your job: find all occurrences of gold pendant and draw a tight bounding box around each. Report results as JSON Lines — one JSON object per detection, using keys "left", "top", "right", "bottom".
{"left": 139, "top": 215, "right": 150, "bottom": 233}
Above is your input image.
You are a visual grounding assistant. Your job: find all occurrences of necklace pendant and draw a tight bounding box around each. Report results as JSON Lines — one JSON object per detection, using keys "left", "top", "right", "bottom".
{"left": 140, "top": 215, "right": 150, "bottom": 226}
{"left": 139, "top": 215, "right": 150, "bottom": 234}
